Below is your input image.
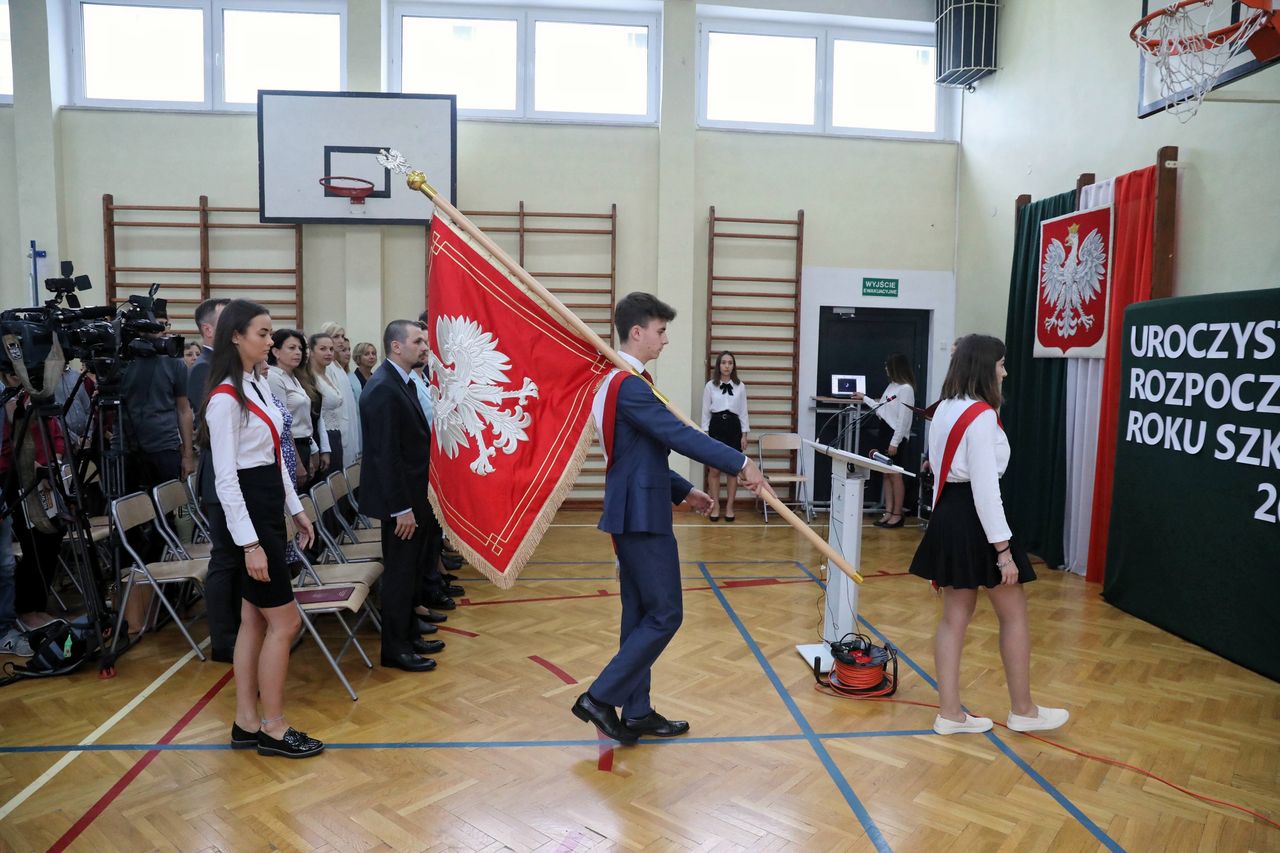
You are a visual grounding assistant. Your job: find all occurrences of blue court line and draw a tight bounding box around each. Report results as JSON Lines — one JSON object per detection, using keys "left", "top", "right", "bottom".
{"left": 791, "top": 562, "right": 1124, "bottom": 852}
{"left": 698, "top": 562, "right": 892, "bottom": 853}
{"left": 0, "top": 728, "right": 934, "bottom": 754}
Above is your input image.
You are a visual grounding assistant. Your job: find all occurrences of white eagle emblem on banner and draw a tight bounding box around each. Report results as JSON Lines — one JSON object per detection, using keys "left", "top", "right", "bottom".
{"left": 1041, "top": 223, "right": 1107, "bottom": 339}
{"left": 429, "top": 316, "right": 539, "bottom": 476}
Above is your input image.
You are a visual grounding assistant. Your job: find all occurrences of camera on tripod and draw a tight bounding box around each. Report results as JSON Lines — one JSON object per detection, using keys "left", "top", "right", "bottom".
{"left": 0, "top": 262, "right": 183, "bottom": 396}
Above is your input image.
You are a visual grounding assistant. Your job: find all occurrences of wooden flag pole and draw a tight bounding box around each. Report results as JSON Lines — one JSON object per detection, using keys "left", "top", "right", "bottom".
{"left": 405, "top": 169, "right": 861, "bottom": 585}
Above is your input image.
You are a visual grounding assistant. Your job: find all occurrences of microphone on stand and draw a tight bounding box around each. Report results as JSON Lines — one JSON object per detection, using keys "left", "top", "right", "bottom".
{"left": 831, "top": 394, "right": 897, "bottom": 450}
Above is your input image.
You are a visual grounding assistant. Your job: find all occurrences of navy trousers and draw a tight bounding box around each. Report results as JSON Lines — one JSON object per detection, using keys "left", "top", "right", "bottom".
{"left": 590, "top": 533, "right": 683, "bottom": 718}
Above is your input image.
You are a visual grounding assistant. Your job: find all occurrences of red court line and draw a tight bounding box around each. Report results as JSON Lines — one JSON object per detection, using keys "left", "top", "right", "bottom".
{"left": 459, "top": 579, "right": 812, "bottom": 608}
{"left": 721, "top": 578, "right": 781, "bottom": 589}
{"left": 437, "top": 625, "right": 480, "bottom": 638}
{"left": 529, "top": 655, "right": 577, "bottom": 685}
{"left": 596, "top": 732, "right": 615, "bottom": 772}
{"left": 49, "top": 668, "right": 235, "bottom": 853}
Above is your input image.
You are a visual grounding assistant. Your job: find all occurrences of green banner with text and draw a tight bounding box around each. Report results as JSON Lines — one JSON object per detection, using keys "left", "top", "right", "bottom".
{"left": 862, "top": 277, "right": 899, "bottom": 298}
{"left": 1105, "top": 288, "right": 1280, "bottom": 682}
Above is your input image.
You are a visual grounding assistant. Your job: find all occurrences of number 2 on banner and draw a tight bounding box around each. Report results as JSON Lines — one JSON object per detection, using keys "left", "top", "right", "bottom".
{"left": 1256, "top": 484, "right": 1279, "bottom": 523}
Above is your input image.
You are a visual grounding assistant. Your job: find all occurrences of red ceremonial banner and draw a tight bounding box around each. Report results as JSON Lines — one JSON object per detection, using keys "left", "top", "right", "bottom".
{"left": 1035, "top": 204, "right": 1113, "bottom": 358}
{"left": 425, "top": 213, "right": 613, "bottom": 588}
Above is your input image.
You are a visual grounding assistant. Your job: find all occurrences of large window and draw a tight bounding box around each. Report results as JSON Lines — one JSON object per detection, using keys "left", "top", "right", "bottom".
{"left": 1, "top": 1, "right": 14, "bottom": 102}
{"left": 70, "top": 1, "right": 345, "bottom": 110}
{"left": 392, "top": 4, "right": 660, "bottom": 124}
{"left": 699, "top": 16, "right": 951, "bottom": 139}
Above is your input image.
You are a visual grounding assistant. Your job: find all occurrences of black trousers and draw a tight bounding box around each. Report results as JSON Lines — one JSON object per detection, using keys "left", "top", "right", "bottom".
{"left": 126, "top": 448, "right": 180, "bottom": 564}
{"left": 380, "top": 518, "right": 429, "bottom": 658}
{"left": 204, "top": 503, "right": 241, "bottom": 655}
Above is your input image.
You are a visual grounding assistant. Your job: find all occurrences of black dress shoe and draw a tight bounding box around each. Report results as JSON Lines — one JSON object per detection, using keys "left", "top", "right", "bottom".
{"left": 426, "top": 596, "right": 457, "bottom": 611}
{"left": 442, "top": 555, "right": 464, "bottom": 570}
{"left": 571, "top": 692, "right": 637, "bottom": 743}
{"left": 413, "top": 638, "right": 445, "bottom": 654}
{"left": 440, "top": 572, "right": 459, "bottom": 582}
{"left": 417, "top": 620, "right": 439, "bottom": 635}
{"left": 211, "top": 648, "right": 234, "bottom": 664}
{"left": 418, "top": 609, "right": 448, "bottom": 623}
{"left": 444, "top": 584, "right": 465, "bottom": 597}
{"left": 381, "top": 652, "right": 436, "bottom": 672}
{"left": 230, "top": 722, "right": 258, "bottom": 749}
{"left": 257, "top": 726, "right": 324, "bottom": 758}
{"left": 623, "top": 711, "right": 690, "bottom": 738}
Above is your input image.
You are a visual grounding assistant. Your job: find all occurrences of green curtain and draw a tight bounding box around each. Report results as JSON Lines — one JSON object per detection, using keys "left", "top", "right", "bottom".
{"left": 1001, "top": 191, "right": 1074, "bottom": 568}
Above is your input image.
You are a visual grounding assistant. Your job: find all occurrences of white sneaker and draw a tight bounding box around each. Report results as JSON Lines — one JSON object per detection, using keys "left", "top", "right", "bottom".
{"left": 1007, "top": 706, "right": 1069, "bottom": 733}
{"left": 933, "top": 713, "right": 993, "bottom": 735}
{"left": 0, "top": 630, "right": 34, "bottom": 658}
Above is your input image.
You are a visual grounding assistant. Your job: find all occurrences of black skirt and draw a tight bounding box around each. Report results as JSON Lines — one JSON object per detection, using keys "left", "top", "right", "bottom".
{"left": 708, "top": 410, "right": 742, "bottom": 451}
{"left": 908, "top": 482, "right": 1036, "bottom": 589}
{"left": 209, "top": 464, "right": 294, "bottom": 609}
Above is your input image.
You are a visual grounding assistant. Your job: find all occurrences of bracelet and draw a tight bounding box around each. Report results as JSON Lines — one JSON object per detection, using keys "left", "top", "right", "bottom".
{"left": 995, "top": 545, "right": 1011, "bottom": 555}
{"left": 996, "top": 556, "right": 1014, "bottom": 569}
{"left": 244, "top": 543, "right": 261, "bottom": 555}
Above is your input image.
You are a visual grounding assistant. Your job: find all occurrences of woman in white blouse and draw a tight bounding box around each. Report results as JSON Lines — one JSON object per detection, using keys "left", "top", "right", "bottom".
{"left": 907, "top": 334, "right": 1068, "bottom": 737}
{"left": 852, "top": 353, "right": 917, "bottom": 528}
{"left": 200, "top": 299, "right": 320, "bottom": 758}
{"left": 318, "top": 322, "right": 362, "bottom": 459}
{"left": 267, "top": 330, "right": 328, "bottom": 488}
{"left": 700, "top": 351, "right": 749, "bottom": 521}
{"left": 308, "top": 332, "right": 346, "bottom": 478}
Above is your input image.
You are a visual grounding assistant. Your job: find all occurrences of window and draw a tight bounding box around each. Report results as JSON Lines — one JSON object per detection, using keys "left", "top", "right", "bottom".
{"left": 392, "top": 4, "right": 660, "bottom": 124}
{"left": 70, "top": 1, "right": 346, "bottom": 110}
{"left": 0, "top": 1, "right": 13, "bottom": 102}
{"left": 698, "top": 15, "right": 952, "bottom": 139}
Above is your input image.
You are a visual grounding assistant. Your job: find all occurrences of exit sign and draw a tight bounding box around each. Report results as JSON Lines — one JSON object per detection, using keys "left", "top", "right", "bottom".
{"left": 862, "top": 277, "right": 899, "bottom": 297}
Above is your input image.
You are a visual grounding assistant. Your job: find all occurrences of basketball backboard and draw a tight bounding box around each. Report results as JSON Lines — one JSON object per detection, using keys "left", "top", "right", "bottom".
{"left": 258, "top": 90, "right": 456, "bottom": 224}
{"left": 1137, "top": 0, "right": 1280, "bottom": 117}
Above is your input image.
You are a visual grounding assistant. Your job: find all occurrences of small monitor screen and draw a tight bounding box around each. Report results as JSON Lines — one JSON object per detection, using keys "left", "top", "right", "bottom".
{"left": 831, "top": 374, "right": 866, "bottom": 396}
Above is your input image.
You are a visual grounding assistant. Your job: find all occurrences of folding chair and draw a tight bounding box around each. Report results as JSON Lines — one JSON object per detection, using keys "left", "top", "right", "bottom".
{"left": 343, "top": 461, "right": 378, "bottom": 529}
{"left": 757, "top": 432, "right": 813, "bottom": 523}
{"left": 327, "top": 472, "right": 379, "bottom": 543}
{"left": 184, "top": 472, "right": 212, "bottom": 544}
{"left": 310, "top": 483, "right": 382, "bottom": 564}
{"left": 110, "top": 492, "right": 210, "bottom": 659}
{"left": 285, "top": 513, "right": 375, "bottom": 701}
{"left": 151, "top": 480, "right": 212, "bottom": 560}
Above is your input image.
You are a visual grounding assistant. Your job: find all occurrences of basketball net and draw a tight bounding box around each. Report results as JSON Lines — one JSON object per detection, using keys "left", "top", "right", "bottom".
{"left": 1136, "top": 0, "right": 1271, "bottom": 121}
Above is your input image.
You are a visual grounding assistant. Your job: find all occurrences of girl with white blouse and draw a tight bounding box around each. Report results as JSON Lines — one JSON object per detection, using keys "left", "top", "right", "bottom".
{"left": 200, "top": 299, "right": 320, "bottom": 758}
{"left": 852, "top": 353, "right": 917, "bottom": 528}
{"left": 907, "top": 334, "right": 1068, "bottom": 737}
{"left": 267, "top": 330, "right": 328, "bottom": 488}
{"left": 318, "top": 322, "right": 362, "bottom": 459}
{"left": 309, "top": 333, "right": 346, "bottom": 479}
{"left": 700, "top": 351, "right": 749, "bottom": 521}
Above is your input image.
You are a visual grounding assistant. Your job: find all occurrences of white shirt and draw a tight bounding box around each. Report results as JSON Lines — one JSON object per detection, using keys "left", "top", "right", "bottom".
{"left": 591, "top": 351, "right": 646, "bottom": 468}
{"left": 872, "top": 381, "right": 915, "bottom": 449}
{"left": 324, "top": 362, "right": 362, "bottom": 457}
{"left": 700, "top": 379, "right": 750, "bottom": 433}
{"left": 206, "top": 372, "right": 304, "bottom": 546}
{"left": 266, "top": 366, "right": 329, "bottom": 452}
{"left": 929, "top": 396, "right": 1012, "bottom": 543}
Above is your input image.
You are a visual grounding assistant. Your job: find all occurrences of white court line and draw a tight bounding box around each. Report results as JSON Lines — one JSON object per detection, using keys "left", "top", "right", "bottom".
{"left": 0, "top": 639, "right": 209, "bottom": 821}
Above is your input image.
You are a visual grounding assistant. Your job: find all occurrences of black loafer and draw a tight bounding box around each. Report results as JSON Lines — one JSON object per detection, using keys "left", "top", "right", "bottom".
{"left": 230, "top": 722, "right": 258, "bottom": 749}
{"left": 417, "top": 620, "right": 439, "bottom": 635}
{"left": 444, "top": 584, "right": 465, "bottom": 597}
{"left": 381, "top": 652, "right": 436, "bottom": 672}
{"left": 426, "top": 596, "right": 456, "bottom": 611}
{"left": 623, "top": 711, "right": 690, "bottom": 738}
{"left": 418, "top": 609, "right": 448, "bottom": 623}
{"left": 440, "top": 572, "right": 459, "bottom": 582}
{"left": 413, "top": 638, "right": 445, "bottom": 654}
{"left": 571, "top": 692, "right": 637, "bottom": 743}
{"left": 442, "top": 555, "right": 463, "bottom": 570}
{"left": 257, "top": 727, "right": 324, "bottom": 758}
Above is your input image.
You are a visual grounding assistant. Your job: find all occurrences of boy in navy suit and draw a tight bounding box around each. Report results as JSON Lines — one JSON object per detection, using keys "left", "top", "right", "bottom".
{"left": 572, "top": 293, "right": 771, "bottom": 742}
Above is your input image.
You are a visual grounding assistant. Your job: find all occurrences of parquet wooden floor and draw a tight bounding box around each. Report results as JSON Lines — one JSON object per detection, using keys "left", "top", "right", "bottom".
{"left": 1, "top": 510, "right": 1277, "bottom": 852}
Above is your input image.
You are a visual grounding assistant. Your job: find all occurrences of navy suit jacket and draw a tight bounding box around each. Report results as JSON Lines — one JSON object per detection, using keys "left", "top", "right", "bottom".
{"left": 357, "top": 361, "right": 432, "bottom": 521}
{"left": 600, "top": 374, "right": 747, "bottom": 535}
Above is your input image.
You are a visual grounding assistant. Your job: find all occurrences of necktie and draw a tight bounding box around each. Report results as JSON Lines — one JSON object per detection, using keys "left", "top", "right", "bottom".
{"left": 641, "top": 370, "right": 653, "bottom": 384}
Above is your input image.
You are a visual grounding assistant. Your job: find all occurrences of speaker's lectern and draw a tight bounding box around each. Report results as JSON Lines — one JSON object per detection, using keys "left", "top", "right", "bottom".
{"left": 799, "top": 440, "right": 915, "bottom": 672}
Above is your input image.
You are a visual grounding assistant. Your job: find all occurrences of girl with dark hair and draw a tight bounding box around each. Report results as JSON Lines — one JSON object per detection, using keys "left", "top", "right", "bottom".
{"left": 700, "top": 351, "right": 749, "bottom": 521}
{"left": 267, "top": 329, "right": 329, "bottom": 489}
{"left": 201, "top": 300, "right": 322, "bottom": 758}
{"left": 308, "top": 333, "right": 344, "bottom": 479}
{"left": 853, "top": 352, "right": 917, "bottom": 527}
{"left": 908, "top": 334, "right": 1068, "bottom": 737}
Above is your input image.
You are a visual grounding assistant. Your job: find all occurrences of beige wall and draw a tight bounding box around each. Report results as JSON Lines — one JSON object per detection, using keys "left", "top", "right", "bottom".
{"left": 0, "top": 108, "right": 18, "bottom": 301}
{"left": 953, "top": 1, "right": 1280, "bottom": 336}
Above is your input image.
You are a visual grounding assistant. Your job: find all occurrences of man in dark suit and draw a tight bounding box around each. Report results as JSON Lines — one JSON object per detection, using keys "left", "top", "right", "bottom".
{"left": 186, "top": 297, "right": 235, "bottom": 662}
{"left": 572, "top": 293, "right": 771, "bottom": 742}
{"left": 358, "top": 320, "right": 445, "bottom": 672}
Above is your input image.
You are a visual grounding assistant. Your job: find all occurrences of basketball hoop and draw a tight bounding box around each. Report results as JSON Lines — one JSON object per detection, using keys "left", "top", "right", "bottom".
{"left": 1131, "top": 0, "right": 1278, "bottom": 121}
{"left": 319, "top": 176, "right": 376, "bottom": 212}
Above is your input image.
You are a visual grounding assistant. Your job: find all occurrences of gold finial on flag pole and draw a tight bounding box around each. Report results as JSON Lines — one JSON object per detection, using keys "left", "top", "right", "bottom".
{"left": 377, "top": 149, "right": 862, "bottom": 585}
